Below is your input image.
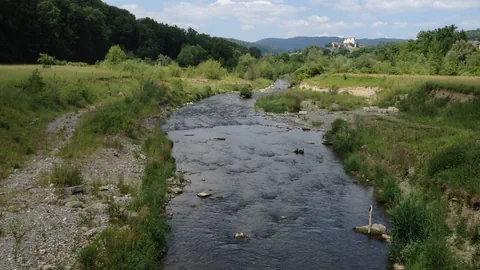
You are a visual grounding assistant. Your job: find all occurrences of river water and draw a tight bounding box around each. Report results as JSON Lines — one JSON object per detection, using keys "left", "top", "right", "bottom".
{"left": 164, "top": 81, "right": 390, "bottom": 270}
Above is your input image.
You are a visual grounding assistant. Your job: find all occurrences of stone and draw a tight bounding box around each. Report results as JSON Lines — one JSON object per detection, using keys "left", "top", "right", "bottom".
{"left": 171, "top": 187, "right": 183, "bottom": 195}
{"left": 369, "top": 106, "right": 379, "bottom": 112}
{"left": 331, "top": 103, "right": 340, "bottom": 111}
{"left": 294, "top": 149, "right": 305, "bottom": 155}
{"left": 114, "top": 196, "right": 132, "bottom": 206}
{"left": 65, "top": 201, "right": 84, "bottom": 209}
{"left": 407, "top": 167, "right": 415, "bottom": 178}
{"left": 382, "top": 234, "right": 392, "bottom": 242}
{"left": 69, "top": 185, "right": 84, "bottom": 195}
{"left": 201, "top": 178, "right": 207, "bottom": 182}
{"left": 168, "top": 177, "right": 175, "bottom": 182}
{"left": 234, "top": 233, "right": 248, "bottom": 239}
{"left": 298, "top": 111, "right": 308, "bottom": 115}
{"left": 353, "top": 224, "right": 387, "bottom": 236}
{"left": 99, "top": 185, "right": 114, "bottom": 191}
{"left": 280, "top": 216, "right": 287, "bottom": 220}
{"left": 197, "top": 192, "right": 212, "bottom": 198}
{"left": 302, "top": 127, "right": 311, "bottom": 131}
{"left": 139, "top": 154, "right": 147, "bottom": 160}
{"left": 184, "top": 134, "right": 195, "bottom": 137}
{"left": 393, "top": 264, "right": 405, "bottom": 270}
{"left": 308, "top": 141, "right": 315, "bottom": 145}
{"left": 214, "top": 137, "right": 226, "bottom": 141}
{"left": 118, "top": 92, "right": 125, "bottom": 97}
{"left": 84, "top": 227, "right": 103, "bottom": 238}
{"left": 363, "top": 107, "right": 371, "bottom": 112}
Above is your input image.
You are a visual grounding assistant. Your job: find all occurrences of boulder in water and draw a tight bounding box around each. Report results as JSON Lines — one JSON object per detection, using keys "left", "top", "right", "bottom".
{"left": 294, "top": 149, "right": 305, "bottom": 155}
{"left": 197, "top": 192, "right": 212, "bottom": 198}
{"left": 353, "top": 224, "right": 387, "bottom": 236}
{"left": 235, "top": 233, "right": 248, "bottom": 239}
{"left": 214, "top": 137, "right": 226, "bottom": 141}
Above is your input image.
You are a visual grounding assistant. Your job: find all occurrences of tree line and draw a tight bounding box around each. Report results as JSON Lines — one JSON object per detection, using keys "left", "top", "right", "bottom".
{"left": 0, "top": 0, "right": 250, "bottom": 68}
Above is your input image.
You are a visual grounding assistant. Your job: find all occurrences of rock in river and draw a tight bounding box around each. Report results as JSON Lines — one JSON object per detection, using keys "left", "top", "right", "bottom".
{"left": 353, "top": 224, "right": 387, "bottom": 236}
{"left": 197, "top": 192, "right": 212, "bottom": 198}
{"left": 235, "top": 233, "right": 248, "bottom": 239}
{"left": 214, "top": 137, "right": 226, "bottom": 141}
{"left": 294, "top": 149, "right": 305, "bottom": 155}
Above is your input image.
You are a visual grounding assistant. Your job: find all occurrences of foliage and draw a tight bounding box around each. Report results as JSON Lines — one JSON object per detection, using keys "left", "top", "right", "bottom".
{"left": 198, "top": 60, "right": 226, "bottom": 80}
{"left": 50, "top": 163, "right": 83, "bottom": 187}
{"left": 38, "top": 53, "right": 56, "bottom": 68}
{"left": 0, "top": 0, "right": 247, "bottom": 68}
{"left": 105, "top": 45, "right": 128, "bottom": 66}
{"left": 177, "top": 45, "right": 208, "bottom": 67}
{"left": 238, "top": 85, "right": 253, "bottom": 99}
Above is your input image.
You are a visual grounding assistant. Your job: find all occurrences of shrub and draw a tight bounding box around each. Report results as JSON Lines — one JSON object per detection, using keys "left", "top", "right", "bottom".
{"left": 198, "top": 60, "right": 226, "bottom": 80}
{"left": 344, "top": 153, "right": 363, "bottom": 172}
{"left": 22, "top": 69, "right": 46, "bottom": 94}
{"left": 51, "top": 164, "right": 83, "bottom": 187}
{"left": 104, "top": 45, "right": 127, "bottom": 66}
{"left": 428, "top": 144, "right": 467, "bottom": 177}
{"left": 245, "top": 65, "right": 259, "bottom": 81}
{"left": 38, "top": 53, "right": 56, "bottom": 68}
{"left": 376, "top": 176, "right": 401, "bottom": 207}
{"left": 238, "top": 85, "right": 253, "bottom": 99}
{"left": 83, "top": 101, "right": 137, "bottom": 136}
{"left": 156, "top": 54, "right": 172, "bottom": 66}
{"left": 168, "top": 63, "right": 182, "bottom": 77}
{"left": 328, "top": 85, "right": 340, "bottom": 95}
{"left": 63, "top": 85, "right": 96, "bottom": 108}
{"left": 325, "top": 119, "right": 361, "bottom": 156}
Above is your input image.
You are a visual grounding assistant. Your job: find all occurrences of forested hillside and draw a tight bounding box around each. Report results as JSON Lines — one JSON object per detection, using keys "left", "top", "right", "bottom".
{"left": 255, "top": 37, "right": 405, "bottom": 51}
{"left": 0, "top": 0, "right": 248, "bottom": 67}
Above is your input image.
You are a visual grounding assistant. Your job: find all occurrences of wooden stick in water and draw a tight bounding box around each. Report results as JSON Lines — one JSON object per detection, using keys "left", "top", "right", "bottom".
{"left": 368, "top": 205, "right": 373, "bottom": 235}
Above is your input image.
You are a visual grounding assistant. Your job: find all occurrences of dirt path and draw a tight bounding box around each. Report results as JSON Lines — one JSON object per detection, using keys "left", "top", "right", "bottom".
{"left": 0, "top": 105, "right": 152, "bottom": 270}
{"left": 299, "top": 82, "right": 380, "bottom": 98}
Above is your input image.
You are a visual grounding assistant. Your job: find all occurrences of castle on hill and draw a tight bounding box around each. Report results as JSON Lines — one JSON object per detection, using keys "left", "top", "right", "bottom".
{"left": 331, "top": 37, "right": 358, "bottom": 48}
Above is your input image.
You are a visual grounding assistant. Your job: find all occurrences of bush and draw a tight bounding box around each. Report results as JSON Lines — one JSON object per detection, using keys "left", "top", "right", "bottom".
{"left": 38, "top": 53, "right": 56, "bottom": 68}
{"left": 198, "top": 60, "right": 226, "bottom": 80}
{"left": 325, "top": 119, "right": 361, "bottom": 156}
{"left": 83, "top": 101, "right": 137, "bottom": 136}
{"left": 344, "top": 153, "right": 363, "bottom": 172}
{"left": 156, "top": 54, "right": 172, "bottom": 66}
{"left": 168, "top": 63, "right": 182, "bottom": 77}
{"left": 51, "top": 164, "right": 83, "bottom": 187}
{"left": 104, "top": 45, "right": 127, "bottom": 66}
{"left": 238, "top": 85, "right": 253, "bottom": 99}
{"left": 376, "top": 176, "right": 401, "bottom": 207}
{"left": 63, "top": 85, "right": 95, "bottom": 108}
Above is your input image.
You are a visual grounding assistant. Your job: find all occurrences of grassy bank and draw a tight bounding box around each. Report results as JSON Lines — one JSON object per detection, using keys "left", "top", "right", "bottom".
{"left": 325, "top": 81, "right": 480, "bottom": 269}
{"left": 0, "top": 66, "right": 134, "bottom": 178}
{"left": 304, "top": 74, "right": 480, "bottom": 91}
{"left": 79, "top": 128, "right": 174, "bottom": 269}
{"left": 256, "top": 87, "right": 367, "bottom": 113}
{"left": 0, "top": 64, "right": 272, "bottom": 174}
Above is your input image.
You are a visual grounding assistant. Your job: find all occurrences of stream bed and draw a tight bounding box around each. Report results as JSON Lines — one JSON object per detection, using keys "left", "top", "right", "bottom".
{"left": 163, "top": 81, "right": 390, "bottom": 270}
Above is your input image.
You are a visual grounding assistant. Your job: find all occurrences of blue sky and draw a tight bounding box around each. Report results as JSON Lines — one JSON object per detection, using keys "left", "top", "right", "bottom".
{"left": 105, "top": 0, "right": 480, "bottom": 42}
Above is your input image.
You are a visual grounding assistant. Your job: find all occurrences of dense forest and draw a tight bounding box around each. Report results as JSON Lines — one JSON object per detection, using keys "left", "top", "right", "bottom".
{"left": 0, "top": 0, "right": 249, "bottom": 68}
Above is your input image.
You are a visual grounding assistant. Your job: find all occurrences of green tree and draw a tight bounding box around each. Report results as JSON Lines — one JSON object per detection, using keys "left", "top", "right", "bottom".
{"left": 248, "top": 47, "right": 262, "bottom": 59}
{"left": 445, "top": 40, "right": 477, "bottom": 65}
{"left": 177, "top": 45, "right": 208, "bottom": 67}
{"left": 104, "top": 45, "right": 127, "bottom": 65}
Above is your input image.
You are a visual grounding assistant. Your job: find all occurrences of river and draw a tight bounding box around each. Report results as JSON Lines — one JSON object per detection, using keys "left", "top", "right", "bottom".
{"left": 163, "top": 80, "right": 390, "bottom": 270}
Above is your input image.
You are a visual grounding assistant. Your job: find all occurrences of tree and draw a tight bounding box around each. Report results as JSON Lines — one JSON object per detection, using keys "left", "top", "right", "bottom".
{"left": 104, "top": 45, "right": 127, "bottom": 65}
{"left": 177, "top": 45, "right": 208, "bottom": 67}
{"left": 445, "top": 40, "right": 477, "bottom": 65}
{"left": 249, "top": 47, "right": 262, "bottom": 59}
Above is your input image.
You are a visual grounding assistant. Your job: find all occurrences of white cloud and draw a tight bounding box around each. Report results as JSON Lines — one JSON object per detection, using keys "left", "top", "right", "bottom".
{"left": 308, "top": 15, "right": 329, "bottom": 23}
{"left": 310, "top": 0, "right": 480, "bottom": 12}
{"left": 372, "top": 21, "right": 388, "bottom": 27}
{"left": 121, "top": 0, "right": 308, "bottom": 30}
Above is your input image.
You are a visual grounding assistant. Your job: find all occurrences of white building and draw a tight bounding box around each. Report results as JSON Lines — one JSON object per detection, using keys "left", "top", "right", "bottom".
{"left": 331, "top": 37, "right": 358, "bottom": 48}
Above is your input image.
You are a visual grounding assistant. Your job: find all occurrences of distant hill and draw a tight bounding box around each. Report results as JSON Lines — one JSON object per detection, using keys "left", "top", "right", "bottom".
{"left": 227, "top": 38, "right": 285, "bottom": 55}
{"left": 255, "top": 36, "right": 406, "bottom": 51}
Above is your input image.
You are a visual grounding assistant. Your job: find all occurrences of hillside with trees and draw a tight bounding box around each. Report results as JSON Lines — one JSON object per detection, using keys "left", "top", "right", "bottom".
{"left": 0, "top": 0, "right": 248, "bottom": 68}
{"left": 255, "top": 37, "right": 406, "bottom": 52}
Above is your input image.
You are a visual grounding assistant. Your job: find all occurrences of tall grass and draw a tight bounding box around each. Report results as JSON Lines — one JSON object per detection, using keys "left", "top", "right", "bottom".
{"left": 79, "top": 129, "right": 173, "bottom": 270}
{"left": 256, "top": 88, "right": 367, "bottom": 113}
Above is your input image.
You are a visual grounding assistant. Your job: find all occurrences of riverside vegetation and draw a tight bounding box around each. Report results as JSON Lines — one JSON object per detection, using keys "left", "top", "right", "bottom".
{"left": 1, "top": 0, "right": 480, "bottom": 268}
{"left": 0, "top": 44, "right": 272, "bottom": 269}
